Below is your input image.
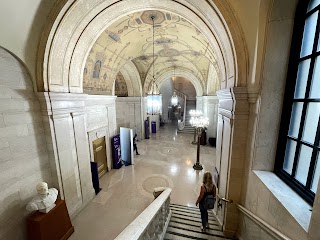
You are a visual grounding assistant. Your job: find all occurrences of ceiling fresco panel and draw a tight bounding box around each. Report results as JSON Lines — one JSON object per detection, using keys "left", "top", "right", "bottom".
{"left": 83, "top": 10, "right": 218, "bottom": 95}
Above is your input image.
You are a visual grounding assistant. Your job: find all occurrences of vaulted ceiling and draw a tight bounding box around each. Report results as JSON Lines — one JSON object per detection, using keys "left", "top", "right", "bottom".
{"left": 83, "top": 10, "right": 218, "bottom": 95}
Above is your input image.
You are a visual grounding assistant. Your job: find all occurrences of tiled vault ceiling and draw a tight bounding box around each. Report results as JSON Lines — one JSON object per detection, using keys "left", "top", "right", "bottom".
{"left": 83, "top": 10, "right": 217, "bottom": 95}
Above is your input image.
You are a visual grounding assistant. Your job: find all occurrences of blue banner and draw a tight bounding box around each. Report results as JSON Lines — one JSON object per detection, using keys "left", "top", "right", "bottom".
{"left": 112, "top": 134, "right": 122, "bottom": 169}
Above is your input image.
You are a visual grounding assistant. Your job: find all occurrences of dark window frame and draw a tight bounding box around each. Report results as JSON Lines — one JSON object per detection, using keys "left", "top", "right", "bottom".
{"left": 274, "top": 0, "right": 320, "bottom": 205}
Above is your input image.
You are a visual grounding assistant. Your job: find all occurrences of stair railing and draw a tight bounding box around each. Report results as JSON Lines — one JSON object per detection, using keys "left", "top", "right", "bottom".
{"left": 237, "top": 204, "right": 292, "bottom": 240}
{"left": 115, "top": 188, "right": 172, "bottom": 240}
{"left": 174, "top": 89, "right": 187, "bottom": 130}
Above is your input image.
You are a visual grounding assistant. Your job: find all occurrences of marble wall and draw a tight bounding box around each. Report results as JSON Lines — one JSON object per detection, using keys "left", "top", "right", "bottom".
{"left": 116, "top": 97, "right": 143, "bottom": 140}
{"left": 85, "top": 95, "right": 117, "bottom": 171}
{"left": 238, "top": 213, "right": 277, "bottom": 240}
{"left": 238, "top": 1, "right": 320, "bottom": 240}
{"left": 0, "top": 48, "right": 52, "bottom": 239}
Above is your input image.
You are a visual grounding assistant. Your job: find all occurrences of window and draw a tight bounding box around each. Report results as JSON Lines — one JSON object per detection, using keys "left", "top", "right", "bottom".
{"left": 275, "top": 0, "right": 320, "bottom": 205}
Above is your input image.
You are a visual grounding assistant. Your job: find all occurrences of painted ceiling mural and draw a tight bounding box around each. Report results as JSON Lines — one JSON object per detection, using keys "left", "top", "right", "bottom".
{"left": 115, "top": 72, "right": 128, "bottom": 97}
{"left": 83, "top": 10, "right": 217, "bottom": 95}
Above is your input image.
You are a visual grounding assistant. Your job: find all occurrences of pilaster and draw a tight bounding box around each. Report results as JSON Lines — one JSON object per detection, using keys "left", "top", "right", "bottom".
{"left": 215, "top": 87, "right": 249, "bottom": 235}
{"left": 37, "top": 92, "right": 94, "bottom": 217}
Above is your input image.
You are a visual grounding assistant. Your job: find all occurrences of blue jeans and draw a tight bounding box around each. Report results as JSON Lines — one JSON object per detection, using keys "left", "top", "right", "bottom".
{"left": 199, "top": 203, "right": 208, "bottom": 228}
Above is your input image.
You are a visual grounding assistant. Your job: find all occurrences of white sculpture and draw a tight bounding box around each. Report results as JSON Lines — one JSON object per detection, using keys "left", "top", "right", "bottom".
{"left": 26, "top": 182, "right": 58, "bottom": 213}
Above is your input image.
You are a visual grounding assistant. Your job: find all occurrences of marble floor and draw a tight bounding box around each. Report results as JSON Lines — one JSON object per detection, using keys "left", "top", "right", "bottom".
{"left": 69, "top": 123, "right": 216, "bottom": 240}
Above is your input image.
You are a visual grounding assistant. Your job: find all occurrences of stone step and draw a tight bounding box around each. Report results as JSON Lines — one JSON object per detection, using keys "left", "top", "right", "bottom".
{"left": 171, "top": 208, "right": 216, "bottom": 219}
{"left": 168, "top": 222, "right": 230, "bottom": 239}
{"left": 171, "top": 212, "right": 218, "bottom": 226}
{"left": 165, "top": 204, "right": 236, "bottom": 240}
{"left": 165, "top": 226, "right": 230, "bottom": 240}
{"left": 169, "top": 216, "right": 222, "bottom": 231}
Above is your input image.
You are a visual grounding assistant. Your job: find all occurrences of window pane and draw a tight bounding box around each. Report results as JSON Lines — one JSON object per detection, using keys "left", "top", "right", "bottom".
{"left": 308, "top": 0, "right": 320, "bottom": 12}
{"left": 301, "top": 12, "right": 318, "bottom": 57}
{"left": 302, "top": 103, "right": 320, "bottom": 143}
{"left": 311, "top": 152, "right": 320, "bottom": 192}
{"left": 295, "top": 145, "right": 313, "bottom": 185}
{"left": 294, "top": 59, "right": 311, "bottom": 98}
{"left": 289, "top": 102, "right": 303, "bottom": 138}
{"left": 310, "top": 57, "right": 320, "bottom": 98}
{"left": 283, "top": 140, "right": 297, "bottom": 174}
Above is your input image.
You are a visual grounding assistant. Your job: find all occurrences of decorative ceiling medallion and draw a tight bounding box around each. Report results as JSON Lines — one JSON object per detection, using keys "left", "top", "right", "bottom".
{"left": 159, "top": 48, "right": 180, "bottom": 57}
{"left": 141, "top": 10, "right": 165, "bottom": 25}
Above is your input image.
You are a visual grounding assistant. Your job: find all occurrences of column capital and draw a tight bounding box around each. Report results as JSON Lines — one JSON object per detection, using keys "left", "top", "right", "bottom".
{"left": 217, "top": 87, "right": 249, "bottom": 119}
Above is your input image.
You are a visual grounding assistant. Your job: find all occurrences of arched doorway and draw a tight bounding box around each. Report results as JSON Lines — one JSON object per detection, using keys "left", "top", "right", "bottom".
{"left": 36, "top": 0, "right": 249, "bottom": 235}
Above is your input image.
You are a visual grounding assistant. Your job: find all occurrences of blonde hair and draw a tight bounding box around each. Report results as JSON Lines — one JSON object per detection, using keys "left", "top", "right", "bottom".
{"left": 203, "top": 171, "right": 213, "bottom": 191}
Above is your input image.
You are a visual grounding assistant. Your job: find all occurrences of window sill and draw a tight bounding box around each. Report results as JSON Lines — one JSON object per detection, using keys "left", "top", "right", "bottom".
{"left": 253, "top": 170, "right": 312, "bottom": 232}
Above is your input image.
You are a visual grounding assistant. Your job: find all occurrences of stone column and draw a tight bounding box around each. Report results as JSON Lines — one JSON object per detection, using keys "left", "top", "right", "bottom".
{"left": 202, "top": 95, "right": 219, "bottom": 139}
{"left": 71, "top": 112, "right": 95, "bottom": 206}
{"left": 196, "top": 96, "right": 203, "bottom": 112}
{"left": 215, "top": 87, "right": 249, "bottom": 236}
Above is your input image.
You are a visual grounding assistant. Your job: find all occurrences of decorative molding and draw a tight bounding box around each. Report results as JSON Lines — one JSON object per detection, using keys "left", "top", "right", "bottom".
{"left": 237, "top": 204, "right": 292, "bottom": 240}
{"left": 71, "top": 112, "right": 86, "bottom": 117}
{"left": 217, "top": 87, "right": 249, "bottom": 119}
{"left": 52, "top": 113, "right": 71, "bottom": 119}
{"left": 202, "top": 95, "right": 219, "bottom": 103}
{"left": 116, "top": 97, "right": 143, "bottom": 103}
{"left": 37, "top": 92, "right": 87, "bottom": 115}
{"left": 248, "top": 92, "right": 259, "bottom": 103}
{"left": 85, "top": 95, "right": 117, "bottom": 107}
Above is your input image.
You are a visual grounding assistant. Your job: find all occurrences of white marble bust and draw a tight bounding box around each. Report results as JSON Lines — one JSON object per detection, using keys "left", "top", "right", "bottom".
{"left": 26, "top": 182, "right": 58, "bottom": 213}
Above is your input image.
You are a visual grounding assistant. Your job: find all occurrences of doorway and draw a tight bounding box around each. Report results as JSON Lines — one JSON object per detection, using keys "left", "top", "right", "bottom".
{"left": 93, "top": 137, "right": 108, "bottom": 178}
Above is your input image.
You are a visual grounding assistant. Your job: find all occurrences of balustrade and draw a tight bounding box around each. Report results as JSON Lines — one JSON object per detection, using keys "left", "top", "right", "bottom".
{"left": 114, "top": 188, "right": 172, "bottom": 240}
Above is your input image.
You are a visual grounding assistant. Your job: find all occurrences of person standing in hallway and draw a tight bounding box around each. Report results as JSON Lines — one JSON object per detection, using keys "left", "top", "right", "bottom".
{"left": 195, "top": 171, "right": 216, "bottom": 232}
{"left": 133, "top": 133, "right": 140, "bottom": 155}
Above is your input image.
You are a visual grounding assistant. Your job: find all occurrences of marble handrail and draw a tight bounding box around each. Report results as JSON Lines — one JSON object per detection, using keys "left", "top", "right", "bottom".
{"left": 114, "top": 188, "right": 172, "bottom": 240}
{"left": 237, "top": 204, "right": 292, "bottom": 240}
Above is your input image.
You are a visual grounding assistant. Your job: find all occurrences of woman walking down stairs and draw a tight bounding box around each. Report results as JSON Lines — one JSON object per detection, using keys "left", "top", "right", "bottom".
{"left": 165, "top": 204, "right": 237, "bottom": 240}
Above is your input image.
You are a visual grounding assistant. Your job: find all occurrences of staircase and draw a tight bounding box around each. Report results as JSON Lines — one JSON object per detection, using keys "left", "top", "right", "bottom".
{"left": 165, "top": 204, "right": 235, "bottom": 240}
{"left": 177, "top": 100, "right": 196, "bottom": 134}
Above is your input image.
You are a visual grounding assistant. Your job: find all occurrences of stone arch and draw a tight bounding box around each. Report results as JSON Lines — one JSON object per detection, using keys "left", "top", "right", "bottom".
{"left": 153, "top": 68, "right": 204, "bottom": 97}
{"left": 37, "top": 0, "right": 248, "bottom": 94}
{"left": 117, "top": 62, "right": 143, "bottom": 97}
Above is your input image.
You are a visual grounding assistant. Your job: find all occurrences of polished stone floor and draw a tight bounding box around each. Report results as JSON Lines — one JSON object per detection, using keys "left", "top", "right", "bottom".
{"left": 69, "top": 123, "right": 216, "bottom": 240}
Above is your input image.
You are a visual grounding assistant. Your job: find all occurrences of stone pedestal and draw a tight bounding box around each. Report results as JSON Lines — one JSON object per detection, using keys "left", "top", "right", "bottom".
{"left": 27, "top": 199, "right": 74, "bottom": 240}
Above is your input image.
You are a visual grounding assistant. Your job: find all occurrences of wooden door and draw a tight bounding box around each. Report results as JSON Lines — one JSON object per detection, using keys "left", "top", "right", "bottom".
{"left": 93, "top": 137, "right": 108, "bottom": 178}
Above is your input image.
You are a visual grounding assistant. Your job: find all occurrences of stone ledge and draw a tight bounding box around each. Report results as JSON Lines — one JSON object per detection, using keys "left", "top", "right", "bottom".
{"left": 254, "top": 170, "right": 312, "bottom": 232}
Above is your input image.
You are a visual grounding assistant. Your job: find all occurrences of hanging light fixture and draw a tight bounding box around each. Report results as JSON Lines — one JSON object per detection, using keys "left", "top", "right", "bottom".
{"left": 147, "top": 15, "right": 162, "bottom": 115}
{"left": 171, "top": 91, "right": 178, "bottom": 106}
{"left": 171, "top": 65, "right": 176, "bottom": 81}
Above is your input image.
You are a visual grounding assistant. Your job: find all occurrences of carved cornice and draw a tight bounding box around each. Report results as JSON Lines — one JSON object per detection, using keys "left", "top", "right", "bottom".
{"left": 116, "top": 97, "right": 143, "bottom": 103}
{"left": 37, "top": 92, "right": 87, "bottom": 116}
{"left": 37, "top": 92, "right": 117, "bottom": 116}
{"left": 217, "top": 87, "right": 249, "bottom": 119}
{"left": 85, "top": 95, "right": 117, "bottom": 107}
